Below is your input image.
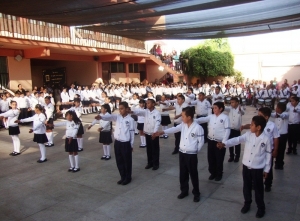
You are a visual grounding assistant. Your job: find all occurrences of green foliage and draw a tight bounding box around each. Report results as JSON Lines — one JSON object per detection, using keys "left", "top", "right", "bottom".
{"left": 233, "top": 70, "right": 244, "bottom": 83}
{"left": 182, "top": 38, "right": 235, "bottom": 78}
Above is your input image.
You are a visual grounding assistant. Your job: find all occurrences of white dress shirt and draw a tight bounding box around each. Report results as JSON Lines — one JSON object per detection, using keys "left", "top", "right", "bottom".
{"left": 212, "top": 93, "right": 224, "bottom": 104}
{"left": 69, "top": 88, "right": 76, "bottom": 100}
{"left": 43, "top": 103, "right": 54, "bottom": 121}
{"left": 286, "top": 103, "right": 300, "bottom": 124}
{"left": 164, "top": 122, "right": 204, "bottom": 154}
{"left": 61, "top": 92, "right": 70, "bottom": 103}
{"left": 133, "top": 108, "right": 161, "bottom": 134}
{"left": 195, "top": 113, "right": 231, "bottom": 143}
{"left": 224, "top": 131, "right": 272, "bottom": 173}
{"left": 0, "top": 100, "right": 10, "bottom": 112}
{"left": 264, "top": 121, "right": 280, "bottom": 149}
{"left": 20, "top": 113, "right": 47, "bottom": 134}
{"left": 54, "top": 120, "right": 79, "bottom": 138}
{"left": 271, "top": 112, "right": 288, "bottom": 134}
{"left": 0, "top": 109, "right": 20, "bottom": 127}
{"left": 190, "top": 99, "right": 211, "bottom": 116}
{"left": 225, "top": 105, "right": 245, "bottom": 130}
{"left": 91, "top": 116, "right": 111, "bottom": 131}
{"left": 17, "top": 97, "right": 27, "bottom": 108}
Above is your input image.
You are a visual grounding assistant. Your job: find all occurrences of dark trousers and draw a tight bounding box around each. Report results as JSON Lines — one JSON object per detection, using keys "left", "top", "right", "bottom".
{"left": 264, "top": 157, "right": 273, "bottom": 188}
{"left": 114, "top": 140, "right": 132, "bottom": 182}
{"left": 174, "top": 123, "right": 181, "bottom": 152}
{"left": 207, "top": 139, "right": 226, "bottom": 177}
{"left": 229, "top": 129, "right": 241, "bottom": 159}
{"left": 288, "top": 124, "right": 300, "bottom": 152}
{"left": 179, "top": 152, "right": 200, "bottom": 197}
{"left": 276, "top": 134, "right": 288, "bottom": 167}
{"left": 242, "top": 165, "right": 265, "bottom": 210}
{"left": 19, "top": 108, "right": 28, "bottom": 120}
{"left": 145, "top": 135, "right": 160, "bottom": 167}
{"left": 196, "top": 115, "right": 208, "bottom": 143}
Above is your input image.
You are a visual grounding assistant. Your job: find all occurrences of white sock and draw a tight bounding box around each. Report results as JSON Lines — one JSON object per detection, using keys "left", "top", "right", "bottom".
{"left": 69, "top": 155, "right": 74, "bottom": 168}
{"left": 63, "top": 113, "right": 66, "bottom": 118}
{"left": 11, "top": 135, "right": 20, "bottom": 153}
{"left": 134, "top": 122, "right": 138, "bottom": 133}
{"left": 4, "top": 121, "right": 8, "bottom": 128}
{"left": 89, "top": 107, "right": 92, "bottom": 113}
{"left": 103, "top": 145, "right": 107, "bottom": 156}
{"left": 77, "top": 138, "right": 83, "bottom": 149}
{"left": 140, "top": 136, "right": 143, "bottom": 145}
{"left": 96, "top": 106, "right": 101, "bottom": 111}
{"left": 141, "top": 136, "right": 146, "bottom": 145}
{"left": 74, "top": 155, "right": 79, "bottom": 168}
{"left": 38, "top": 143, "right": 46, "bottom": 160}
{"left": 46, "top": 132, "right": 53, "bottom": 144}
{"left": 106, "top": 145, "right": 110, "bottom": 156}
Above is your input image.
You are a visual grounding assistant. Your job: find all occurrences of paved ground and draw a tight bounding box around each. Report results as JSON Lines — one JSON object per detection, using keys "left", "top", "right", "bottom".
{"left": 0, "top": 106, "right": 299, "bottom": 221}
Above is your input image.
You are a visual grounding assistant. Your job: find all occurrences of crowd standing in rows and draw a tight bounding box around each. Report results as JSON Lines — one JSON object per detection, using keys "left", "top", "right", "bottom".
{"left": 0, "top": 77, "right": 300, "bottom": 218}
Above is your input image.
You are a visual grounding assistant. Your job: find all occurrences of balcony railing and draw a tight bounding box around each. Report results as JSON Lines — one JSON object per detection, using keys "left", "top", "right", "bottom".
{"left": 0, "top": 13, "right": 146, "bottom": 53}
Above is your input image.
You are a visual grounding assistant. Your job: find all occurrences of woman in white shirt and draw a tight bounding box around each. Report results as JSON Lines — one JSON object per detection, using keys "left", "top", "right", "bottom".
{"left": 44, "top": 96, "right": 55, "bottom": 147}
{"left": 60, "top": 88, "right": 70, "bottom": 110}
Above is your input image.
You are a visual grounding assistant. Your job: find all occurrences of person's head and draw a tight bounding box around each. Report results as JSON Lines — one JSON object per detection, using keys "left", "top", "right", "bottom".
{"left": 187, "top": 88, "right": 193, "bottom": 94}
{"left": 62, "top": 88, "right": 67, "bottom": 92}
{"left": 74, "top": 98, "right": 81, "bottom": 107}
{"left": 133, "top": 93, "right": 138, "bottom": 100}
{"left": 10, "top": 100, "right": 17, "bottom": 109}
{"left": 35, "top": 104, "right": 44, "bottom": 114}
{"left": 78, "top": 86, "right": 82, "bottom": 90}
{"left": 71, "top": 84, "right": 75, "bottom": 88}
{"left": 139, "top": 99, "right": 146, "bottom": 108}
{"left": 161, "top": 95, "right": 166, "bottom": 102}
{"left": 147, "top": 92, "right": 153, "bottom": 98}
{"left": 230, "top": 97, "right": 239, "bottom": 108}
{"left": 276, "top": 102, "right": 286, "bottom": 114}
{"left": 177, "top": 94, "right": 185, "bottom": 105}
{"left": 258, "top": 107, "right": 271, "bottom": 121}
{"left": 18, "top": 84, "right": 22, "bottom": 89}
{"left": 101, "top": 103, "right": 111, "bottom": 115}
{"left": 65, "top": 110, "right": 81, "bottom": 124}
{"left": 44, "top": 96, "right": 51, "bottom": 105}
{"left": 215, "top": 86, "right": 220, "bottom": 94}
{"left": 198, "top": 92, "right": 205, "bottom": 101}
{"left": 26, "top": 91, "right": 30, "bottom": 96}
{"left": 105, "top": 97, "right": 111, "bottom": 104}
{"left": 213, "top": 102, "right": 225, "bottom": 115}
{"left": 20, "top": 93, "right": 24, "bottom": 97}
{"left": 1, "top": 93, "right": 6, "bottom": 100}
{"left": 181, "top": 106, "right": 195, "bottom": 124}
{"left": 15, "top": 92, "right": 20, "bottom": 97}
{"left": 290, "top": 96, "right": 299, "bottom": 107}
{"left": 34, "top": 92, "right": 39, "bottom": 97}
{"left": 101, "top": 92, "right": 107, "bottom": 98}
{"left": 250, "top": 116, "right": 266, "bottom": 134}
{"left": 119, "top": 102, "right": 129, "bottom": 116}
{"left": 146, "top": 99, "right": 155, "bottom": 110}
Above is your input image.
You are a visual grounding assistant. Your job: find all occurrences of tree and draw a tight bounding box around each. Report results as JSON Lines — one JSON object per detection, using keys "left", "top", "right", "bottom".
{"left": 182, "top": 38, "right": 235, "bottom": 80}
{"left": 233, "top": 70, "right": 244, "bottom": 83}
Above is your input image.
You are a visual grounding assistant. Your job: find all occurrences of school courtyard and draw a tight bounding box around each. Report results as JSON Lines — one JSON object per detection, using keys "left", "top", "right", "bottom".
{"left": 0, "top": 106, "right": 299, "bottom": 221}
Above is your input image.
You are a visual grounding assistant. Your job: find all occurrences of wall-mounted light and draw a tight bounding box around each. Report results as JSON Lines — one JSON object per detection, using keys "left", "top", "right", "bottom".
{"left": 158, "top": 66, "right": 164, "bottom": 71}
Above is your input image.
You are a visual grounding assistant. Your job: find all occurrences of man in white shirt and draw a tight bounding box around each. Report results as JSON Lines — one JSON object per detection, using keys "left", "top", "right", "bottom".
{"left": 68, "top": 84, "right": 76, "bottom": 101}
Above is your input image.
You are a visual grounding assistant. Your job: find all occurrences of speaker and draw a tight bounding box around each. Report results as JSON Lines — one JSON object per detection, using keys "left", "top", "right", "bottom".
{"left": 15, "top": 54, "right": 23, "bottom": 62}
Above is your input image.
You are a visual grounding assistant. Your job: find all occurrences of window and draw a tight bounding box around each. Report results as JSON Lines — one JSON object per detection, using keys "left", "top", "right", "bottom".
{"left": 111, "top": 62, "right": 125, "bottom": 73}
{"left": 129, "top": 63, "right": 139, "bottom": 73}
{"left": 0, "top": 57, "right": 9, "bottom": 89}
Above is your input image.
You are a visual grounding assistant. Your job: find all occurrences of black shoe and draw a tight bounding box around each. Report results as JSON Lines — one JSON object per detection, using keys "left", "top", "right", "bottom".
{"left": 274, "top": 164, "right": 279, "bottom": 170}
{"left": 286, "top": 149, "right": 292, "bottom": 154}
{"left": 37, "top": 159, "right": 47, "bottom": 163}
{"left": 265, "top": 186, "right": 271, "bottom": 192}
{"left": 164, "top": 135, "right": 168, "bottom": 139}
{"left": 9, "top": 152, "right": 15, "bottom": 156}
{"left": 101, "top": 156, "right": 106, "bottom": 160}
{"left": 293, "top": 150, "right": 297, "bottom": 155}
{"left": 208, "top": 174, "right": 216, "bottom": 180}
{"left": 122, "top": 179, "right": 131, "bottom": 185}
{"left": 256, "top": 209, "right": 265, "bottom": 218}
{"left": 228, "top": 157, "right": 234, "bottom": 162}
{"left": 145, "top": 165, "right": 153, "bottom": 169}
{"left": 73, "top": 168, "right": 80, "bottom": 173}
{"left": 241, "top": 205, "right": 250, "bottom": 214}
{"left": 177, "top": 192, "right": 188, "bottom": 199}
{"left": 68, "top": 167, "right": 74, "bottom": 172}
{"left": 12, "top": 152, "right": 20, "bottom": 156}
{"left": 78, "top": 148, "right": 83, "bottom": 152}
{"left": 234, "top": 158, "right": 239, "bottom": 163}
{"left": 152, "top": 166, "right": 159, "bottom": 170}
{"left": 48, "top": 143, "right": 54, "bottom": 147}
{"left": 105, "top": 156, "right": 111, "bottom": 160}
{"left": 139, "top": 145, "right": 146, "bottom": 148}
{"left": 117, "top": 180, "right": 124, "bottom": 185}
{"left": 214, "top": 176, "right": 222, "bottom": 181}
{"left": 172, "top": 150, "right": 179, "bottom": 155}
{"left": 135, "top": 133, "right": 139, "bottom": 135}
{"left": 193, "top": 196, "right": 200, "bottom": 202}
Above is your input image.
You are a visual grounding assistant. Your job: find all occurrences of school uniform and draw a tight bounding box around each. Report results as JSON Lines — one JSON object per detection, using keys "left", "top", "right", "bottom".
{"left": 190, "top": 99, "right": 211, "bottom": 143}
{"left": 271, "top": 112, "right": 288, "bottom": 169}
{"left": 164, "top": 122, "right": 204, "bottom": 198}
{"left": 43, "top": 103, "right": 55, "bottom": 146}
{"left": 54, "top": 121, "right": 80, "bottom": 152}
{"left": 133, "top": 108, "right": 161, "bottom": 169}
{"left": 195, "top": 113, "right": 230, "bottom": 180}
{"left": 69, "top": 88, "right": 76, "bottom": 101}
{"left": 101, "top": 113, "right": 135, "bottom": 183}
{"left": 223, "top": 131, "right": 272, "bottom": 212}
{"left": 0, "top": 99, "right": 9, "bottom": 113}
{"left": 225, "top": 105, "right": 245, "bottom": 161}
{"left": 61, "top": 92, "right": 70, "bottom": 109}
{"left": 263, "top": 121, "right": 280, "bottom": 190}
{"left": 212, "top": 93, "right": 224, "bottom": 104}
{"left": 286, "top": 103, "right": 300, "bottom": 154}
{"left": 91, "top": 117, "right": 112, "bottom": 144}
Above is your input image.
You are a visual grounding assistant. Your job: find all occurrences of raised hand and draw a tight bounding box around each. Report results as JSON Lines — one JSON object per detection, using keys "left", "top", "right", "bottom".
{"left": 29, "top": 129, "right": 33, "bottom": 133}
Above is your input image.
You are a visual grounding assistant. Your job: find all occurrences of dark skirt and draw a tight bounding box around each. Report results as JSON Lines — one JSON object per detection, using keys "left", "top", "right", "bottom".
{"left": 77, "top": 123, "right": 84, "bottom": 136}
{"left": 33, "top": 133, "right": 48, "bottom": 144}
{"left": 82, "top": 101, "right": 90, "bottom": 106}
{"left": 65, "top": 138, "right": 79, "bottom": 152}
{"left": 99, "top": 131, "right": 112, "bottom": 144}
{"left": 9, "top": 126, "right": 20, "bottom": 135}
{"left": 161, "top": 115, "right": 171, "bottom": 125}
{"left": 46, "top": 118, "right": 54, "bottom": 130}
{"left": 137, "top": 123, "right": 144, "bottom": 131}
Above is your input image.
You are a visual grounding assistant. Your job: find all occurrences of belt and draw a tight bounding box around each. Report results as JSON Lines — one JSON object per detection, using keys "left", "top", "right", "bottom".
{"left": 207, "top": 137, "right": 222, "bottom": 142}
{"left": 179, "top": 149, "right": 197, "bottom": 154}
{"left": 115, "top": 139, "right": 130, "bottom": 143}
{"left": 197, "top": 115, "right": 207, "bottom": 117}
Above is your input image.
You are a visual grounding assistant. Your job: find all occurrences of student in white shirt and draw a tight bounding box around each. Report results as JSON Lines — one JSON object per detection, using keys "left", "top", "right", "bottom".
{"left": 44, "top": 96, "right": 55, "bottom": 147}
{"left": 132, "top": 99, "right": 161, "bottom": 170}
{"left": 224, "top": 97, "right": 245, "bottom": 163}
{"left": 17, "top": 104, "right": 48, "bottom": 163}
{"left": 286, "top": 96, "right": 300, "bottom": 154}
{"left": 0, "top": 94, "right": 9, "bottom": 113}
{"left": 128, "top": 93, "right": 140, "bottom": 135}
{"left": 133, "top": 99, "right": 146, "bottom": 148}
{"left": 159, "top": 95, "right": 171, "bottom": 139}
{"left": 153, "top": 106, "right": 204, "bottom": 202}
{"left": 0, "top": 101, "right": 21, "bottom": 156}
{"left": 217, "top": 116, "right": 271, "bottom": 218}
{"left": 53, "top": 110, "right": 80, "bottom": 172}
{"left": 270, "top": 102, "right": 288, "bottom": 170}
{"left": 68, "top": 84, "right": 76, "bottom": 102}
{"left": 60, "top": 88, "right": 70, "bottom": 109}
{"left": 212, "top": 86, "right": 224, "bottom": 104}
{"left": 195, "top": 101, "right": 230, "bottom": 181}
{"left": 89, "top": 104, "right": 113, "bottom": 160}
{"left": 96, "top": 101, "right": 135, "bottom": 185}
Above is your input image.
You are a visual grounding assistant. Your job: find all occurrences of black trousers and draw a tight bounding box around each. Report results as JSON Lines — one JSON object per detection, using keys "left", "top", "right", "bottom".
{"left": 275, "top": 134, "right": 288, "bottom": 167}
{"left": 288, "top": 124, "right": 300, "bottom": 152}
{"left": 179, "top": 152, "right": 200, "bottom": 197}
{"left": 229, "top": 129, "right": 241, "bottom": 159}
{"left": 114, "top": 140, "right": 132, "bottom": 182}
{"left": 207, "top": 139, "right": 226, "bottom": 177}
{"left": 196, "top": 116, "right": 208, "bottom": 143}
{"left": 242, "top": 165, "right": 265, "bottom": 210}
{"left": 145, "top": 135, "right": 160, "bottom": 167}
{"left": 264, "top": 157, "right": 273, "bottom": 188}
{"left": 174, "top": 123, "right": 181, "bottom": 152}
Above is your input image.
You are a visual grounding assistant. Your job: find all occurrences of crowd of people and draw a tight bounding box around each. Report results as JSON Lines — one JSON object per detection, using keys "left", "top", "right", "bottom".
{"left": 0, "top": 77, "right": 300, "bottom": 218}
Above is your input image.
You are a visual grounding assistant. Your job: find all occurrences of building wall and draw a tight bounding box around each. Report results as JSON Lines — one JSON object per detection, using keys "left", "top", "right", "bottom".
{"left": 7, "top": 57, "right": 32, "bottom": 91}
{"left": 129, "top": 73, "right": 140, "bottom": 83}
{"left": 110, "top": 73, "right": 126, "bottom": 83}
{"left": 146, "top": 63, "right": 169, "bottom": 83}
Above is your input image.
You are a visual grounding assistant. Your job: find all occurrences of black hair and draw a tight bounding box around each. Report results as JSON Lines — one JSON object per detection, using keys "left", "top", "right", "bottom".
{"left": 44, "top": 96, "right": 51, "bottom": 100}
{"left": 199, "top": 92, "right": 205, "bottom": 96}
{"left": 230, "top": 97, "right": 239, "bottom": 103}
{"left": 15, "top": 91, "right": 21, "bottom": 95}
{"left": 10, "top": 100, "right": 17, "bottom": 105}
{"left": 139, "top": 99, "right": 146, "bottom": 104}
{"left": 188, "top": 87, "right": 194, "bottom": 93}
{"left": 74, "top": 98, "right": 81, "bottom": 103}
{"left": 215, "top": 86, "right": 221, "bottom": 90}
{"left": 290, "top": 96, "right": 299, "bottom": 102}
{"left": 276, "top": 102, "right": 286, "bottom": 112}
{"left": 102, "top": 91, "right": 107, "bottom": 97}
{"left": 213, "top": 101, "right": 225, "bottom": 112}
{"left": 147, "top": 99, "right": 156, "bottom": 104}
{"left": 119, "top": 101, "right": 129, "bottom": 109}
{"left": 177, "top": 94, "right": 185, "bottom": 101}
{"left": 101, "top": 103, "right": 112, "bottom": 114}
{"left": 258, "top": 107, "right": 271, "bottom": 118}
{"left": 66, "top": 110, "right": 81, "bottom": 125}
{"left": 34, "top": 92, "right": 38, "bottom": 95}
{"left": 182, "top": 106, "right": 195, "bottom": 119}
{"left": 252, "top": 116, "right": 267, "bottom": 131}
{"left": 18, "top": 84, "right": 22, "bottom": 87}
{"left": 35, "top": 104, "right": 47, "bottom": 119}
